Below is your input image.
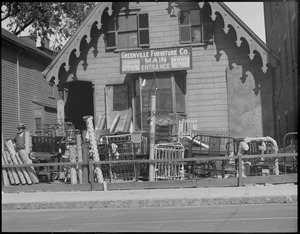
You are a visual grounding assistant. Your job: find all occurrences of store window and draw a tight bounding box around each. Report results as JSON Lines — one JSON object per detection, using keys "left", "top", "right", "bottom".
{"left": 48, "top": 81, "right": 55, "bottom": 98}
{"left": 179, "top": 6, "right": 213, "bottom": 44}
{"left": 106, "top": 11, "right": 149, "bottom": 50}
{"left": 35, "top": 117, "right": 42, "bottom": 134}
{"left": 134, "top": 72, "right": 186, "bottom": 131}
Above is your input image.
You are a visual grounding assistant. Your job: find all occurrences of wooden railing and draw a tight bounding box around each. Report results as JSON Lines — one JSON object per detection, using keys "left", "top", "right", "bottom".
{"left": 2, "top": 152, "right": 297, "bottom": 192}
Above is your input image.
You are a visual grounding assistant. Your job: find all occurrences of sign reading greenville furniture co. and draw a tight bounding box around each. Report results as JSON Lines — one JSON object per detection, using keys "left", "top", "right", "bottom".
{"left": 120, "top": 47, "right": 192, "bottom": 74}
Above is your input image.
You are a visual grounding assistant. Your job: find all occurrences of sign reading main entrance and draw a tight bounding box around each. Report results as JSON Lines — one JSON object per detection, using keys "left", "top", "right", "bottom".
{"left": 120, "top": 47, "right": 192, "bottom": 74}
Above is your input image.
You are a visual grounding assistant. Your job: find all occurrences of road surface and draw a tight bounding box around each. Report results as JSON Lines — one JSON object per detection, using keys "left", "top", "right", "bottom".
{"left": 2, "top": 203, "right": 297, "bottom": 232}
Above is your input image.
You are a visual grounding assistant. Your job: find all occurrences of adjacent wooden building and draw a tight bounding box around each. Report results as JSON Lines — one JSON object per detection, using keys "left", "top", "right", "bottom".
{"left": 264, "top": 1, "right": 298, "bottom": 145}
{"left": 43, "top": 2, "right": 278, "bottom": 139}
{"left": 1, "top": 28, "right": 58, "bottom": 141}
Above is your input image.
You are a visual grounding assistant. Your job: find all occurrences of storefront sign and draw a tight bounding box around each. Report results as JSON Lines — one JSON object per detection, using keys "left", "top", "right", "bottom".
{"left": 120, "top": 47, "right": 192, "bottom": 74}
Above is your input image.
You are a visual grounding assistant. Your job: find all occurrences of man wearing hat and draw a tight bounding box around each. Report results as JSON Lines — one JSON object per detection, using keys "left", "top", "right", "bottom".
{"left": 14, "top": 123, "right": 26, "bottom": 151}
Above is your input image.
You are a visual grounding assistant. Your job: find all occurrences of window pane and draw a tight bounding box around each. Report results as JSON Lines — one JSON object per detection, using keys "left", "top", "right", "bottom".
{"left": 180, "top": 11, "right": 190, "bottom": 25}
{"left": 113, "top": 85, "right": 128, "bottom": 111}
{"left": 180, "top": 26, "right": 191, "bottom": 42}
{"left": 117, "top": 15, "right": 127, "bottom": 31}
{"left": 190, "top": 9, "right": 200, "bottom": 25}
{"left": 139, "top": 29, "right": 149, "bottom": 45}
{"left": 128, "top": 32, "right": 138, "bottom": 47}
{"left": 106, "top": 32, "right": 116, "bottom": 47}
{"left": 118, "top": 33, "right": 128, "bottom": 48}
{"left": 118, "top": 15, "right": 137, "bottom": 32}
{"left": 139, "top": 13, "right": 149, "bottom": 28}
{"left": 127, "top": 14, "right": 137, "bottom": 31}
{"left": 176, "top": 93, "right": 186, "bottom": 113}
{"left": 175, "top": 76, "right": 185, "bottom": 94}
{"left": 119, "top": 32, "right": 137, "bottom": 49}
{"left": 156, "top": 78, "right": 172, "bottom": 112}
{"left": 192, "top": 26, "right": 201, "bottom": 43}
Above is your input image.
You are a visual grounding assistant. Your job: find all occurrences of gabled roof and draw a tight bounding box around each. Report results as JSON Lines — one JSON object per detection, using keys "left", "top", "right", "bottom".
{"left": 43, "top": 2, "right": 279, "bottom": 85}
{"left": 207, "top": 2, "right": 279, "bottom": 70}
{"left": 1, "top": 28, "right": 54, "bottom": 60}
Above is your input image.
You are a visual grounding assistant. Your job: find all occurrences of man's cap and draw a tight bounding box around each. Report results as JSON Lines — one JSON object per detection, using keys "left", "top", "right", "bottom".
{"left": 17, "top": 123, "right": 26, "bottom": 129}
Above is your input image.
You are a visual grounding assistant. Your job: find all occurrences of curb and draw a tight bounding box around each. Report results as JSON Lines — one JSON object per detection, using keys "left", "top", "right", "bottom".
{"left": 2, "top": 195, "right": 297, "bottom": 210}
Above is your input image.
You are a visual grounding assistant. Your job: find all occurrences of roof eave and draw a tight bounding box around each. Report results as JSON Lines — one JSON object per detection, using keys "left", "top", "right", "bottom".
{"left": 202, "top": 2, "right": 279, "bottom": 72}
{"left": 42, "top": 2, "right": 113, "bottom": 83}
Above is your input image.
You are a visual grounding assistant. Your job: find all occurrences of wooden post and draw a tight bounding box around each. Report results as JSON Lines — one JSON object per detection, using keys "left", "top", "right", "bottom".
{"left": 149, "top": 95, "right": 156, "bottom": 181}
{"left": 89, "top": 160, "right": 95, "bottom": 191}
{"left": 238, "top": 154, "right": 243, "bottom": 187}
{"left": 123, "top": 107, "right": 132, "bottom": 132}
{"left": 83, "top": 116, "right": 104, "bottom": 183}
{"left": 81, "top": 131, "right": 89, "bottom": 184}
{"left": 99, "top": 114, "right": 106, "bottom": 130}
{"left": 110, "top": 113, "right": 120, "bottom": 133}
{"left": 5, "top": 140, "right": 26, "bottom": 185}
{"left": 18, "top": 149, "right": 39, "bottom": 184}
{"left": 2, "top": 151, "right": 15, "bottom": 185}
{"left": 15, "top": 150, "right": 32, "bottom": 185}
{"left": 94, "top": 115, "right": 103, "bottom": 141}
{"left": 69, "top": 144, "right": 77, "bottom": 184}
{"left": 4, "top": 151, "right": 19, "bottom": 185}
{"left": 2, "top": 153, "right": 10, "bottom": 186}
{"left": 76, "top": 134, "right": 83, "bottom": 184}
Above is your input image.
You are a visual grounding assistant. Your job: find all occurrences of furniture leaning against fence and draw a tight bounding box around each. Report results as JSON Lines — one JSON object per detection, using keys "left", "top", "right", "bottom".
{"left": 153, "top": 142, "right": 185, "bottom": 180}
{"left": 236, "top": 136, "right": 280, "bottom": 176}
{"left": 188, "top": 131, "right": 238, "bottom": 179}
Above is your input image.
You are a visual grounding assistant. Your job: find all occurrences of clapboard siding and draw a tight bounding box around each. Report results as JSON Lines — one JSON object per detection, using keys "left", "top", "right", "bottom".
{"left": 1, "top": 36, "right": 57, "bottom": 140}
{"left": 61, "top": 2, "right": 273, "bottom": 137}
{"left": 73, "top": 2, "right": 230, "bottom": 131}
{"left": 1, "top": 46, "right": 18, "bottom": 140}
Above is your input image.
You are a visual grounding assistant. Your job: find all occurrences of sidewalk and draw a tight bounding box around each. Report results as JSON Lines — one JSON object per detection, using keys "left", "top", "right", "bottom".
{"left": 2, "top": 184, "right": 297, "bottom": 210}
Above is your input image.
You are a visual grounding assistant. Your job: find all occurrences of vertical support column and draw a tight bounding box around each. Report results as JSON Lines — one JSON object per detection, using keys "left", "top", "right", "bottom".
{"left": 69, "top": 144, "right": 77, "bottom": 184}
{"left": 82, "top": 130, "right": 89, "bottom": 184}
{"left": 83, "top": 115, "right": 104, "bottom": 184}
{"left": 238, "top": 154, "right": 243, "bottom": 187}
{"left": 76, "top": 134, "right": 83, "bottom": 184}
{"left": 149, "top": 95, "right": 156, "bottom": 181}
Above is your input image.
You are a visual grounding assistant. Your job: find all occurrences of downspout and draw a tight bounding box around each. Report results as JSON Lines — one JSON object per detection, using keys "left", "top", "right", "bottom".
{"left": 17, "top": 49, "right": 22, "bottom": 124}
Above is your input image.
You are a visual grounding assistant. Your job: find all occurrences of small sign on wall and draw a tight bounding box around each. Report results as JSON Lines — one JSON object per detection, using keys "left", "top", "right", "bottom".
{"left": 120, "top": 46, "right": 192, "bottom": 74}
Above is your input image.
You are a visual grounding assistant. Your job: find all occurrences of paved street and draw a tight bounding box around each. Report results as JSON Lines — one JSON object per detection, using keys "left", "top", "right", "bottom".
{"left": 2, "top": 203, "right": 297, "bottom": 232}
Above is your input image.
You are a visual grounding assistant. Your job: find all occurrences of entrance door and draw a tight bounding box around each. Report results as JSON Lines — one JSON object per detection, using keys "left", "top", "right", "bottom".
{"left": 64, "top": 81, "right": 94, "bottom": 131}
{"left": 134, "top": 72, "right": 186, "bottom": 131}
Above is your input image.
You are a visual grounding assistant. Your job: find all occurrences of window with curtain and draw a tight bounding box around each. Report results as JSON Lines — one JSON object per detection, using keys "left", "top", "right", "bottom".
{"left": 179, "top": 7, "right": 213, "bottom": 44}
{"left": 106, "top": 12, "right": 149, "bottom": 50}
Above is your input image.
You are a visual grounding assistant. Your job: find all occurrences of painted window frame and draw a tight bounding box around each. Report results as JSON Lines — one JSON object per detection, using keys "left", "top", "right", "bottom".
{"left": 48, "top": 81, "right": 55, "bottom": 98}
{"left": 105, "top": 10, "right": 149, "bottom": 51}
{"left": 133, "top": 72, "right": 186, "bottom": 131}
{"left": 179, "top": 7, "right": 213, "bottom": 44}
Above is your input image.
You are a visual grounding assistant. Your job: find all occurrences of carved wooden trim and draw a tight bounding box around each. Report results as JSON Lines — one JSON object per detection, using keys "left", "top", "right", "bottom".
{"left": 200, "top": 2, "right": 278, "bottom": 73}
{"left": 43, "top": 2, "right": 112, "bottom": 85}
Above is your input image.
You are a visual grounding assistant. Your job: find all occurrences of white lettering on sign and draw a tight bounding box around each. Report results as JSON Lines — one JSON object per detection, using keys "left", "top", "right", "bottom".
{"left": 150, "top": 50, "right": 178, "bottom": 57}
{"left": 122, "top": 59, "right": 140, "bottom": 71}
{"left": 120, "top": 47, "right": 192, "bottom": 73}
{"left": 171, "top": 56, "right": 190, "bottom": 68}
{"left": 179, "top": 48, "right": 189, "bottom": 55}
{"left": 121, "top": 51, "right": 150, "bottom": 59}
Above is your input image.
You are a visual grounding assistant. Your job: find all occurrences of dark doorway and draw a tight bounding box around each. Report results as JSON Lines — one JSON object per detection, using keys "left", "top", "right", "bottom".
{"left": 64, "top": 81, "right": 94, "bottom": 131}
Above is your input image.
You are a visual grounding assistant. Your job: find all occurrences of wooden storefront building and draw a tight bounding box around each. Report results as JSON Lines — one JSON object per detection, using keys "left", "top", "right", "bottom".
{"left": 43, "top": 2, "right": 279, "bottom": 139}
